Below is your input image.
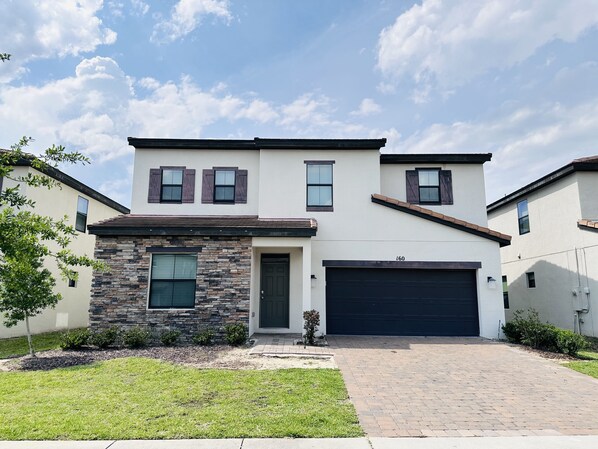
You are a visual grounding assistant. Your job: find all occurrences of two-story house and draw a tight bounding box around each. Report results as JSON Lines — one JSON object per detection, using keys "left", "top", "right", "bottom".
{"left": 0, "top": 156, "right": 129, "bottom": 338}
{"left": 487, "top": 156, "right": 598, "bottom": 337}
{"left": 88, "top": 138, "right": 510, "bottom": 340}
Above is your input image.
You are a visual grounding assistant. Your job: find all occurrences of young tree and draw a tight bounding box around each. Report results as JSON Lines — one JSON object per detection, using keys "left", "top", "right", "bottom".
{"left": 0, "top": 53, "right": 104, "bottom": 356}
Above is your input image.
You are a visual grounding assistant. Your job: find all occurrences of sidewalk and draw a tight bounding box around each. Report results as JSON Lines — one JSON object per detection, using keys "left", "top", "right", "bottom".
{"left": 2, "top": 436, "right": 598, "bottom": 448}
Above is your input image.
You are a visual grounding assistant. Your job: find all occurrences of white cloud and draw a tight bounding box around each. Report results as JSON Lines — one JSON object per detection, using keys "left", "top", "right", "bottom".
{"left": 152, "top": 0, "right": 231, "bottom": 43}
{"left": 377, "top": 0, "right": 598, "bottom": 92}
{"left": 0, "top": 0, "right": 116, "bottom": 82}
{"left": 130, "top": 0, "right": 149, "bottom": 16}
{"left": 351, "top": 98, "right": 382, "bottom": 116}
{"left": 394, "top": 99, "right": 598, "bottom": 202}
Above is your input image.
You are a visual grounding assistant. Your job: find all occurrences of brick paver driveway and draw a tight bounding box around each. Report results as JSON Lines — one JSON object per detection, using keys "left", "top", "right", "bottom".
{"left": 328, "top": 336, "right": 598, "bottom": 437}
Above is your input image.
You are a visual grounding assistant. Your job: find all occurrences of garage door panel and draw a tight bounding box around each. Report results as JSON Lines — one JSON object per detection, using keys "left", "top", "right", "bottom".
{"left": 326, "top": 268, "right": 479, "bottom": 336}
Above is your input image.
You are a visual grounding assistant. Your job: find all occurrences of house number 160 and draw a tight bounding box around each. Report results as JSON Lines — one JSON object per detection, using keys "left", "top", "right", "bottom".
{"left": 396, "top": 256, "right": 406, "bottom": 261}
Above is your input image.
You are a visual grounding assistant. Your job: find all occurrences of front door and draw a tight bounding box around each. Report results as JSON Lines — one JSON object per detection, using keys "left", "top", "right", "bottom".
{"left": 260, "top": 254, "right": 290, "bottom": 328}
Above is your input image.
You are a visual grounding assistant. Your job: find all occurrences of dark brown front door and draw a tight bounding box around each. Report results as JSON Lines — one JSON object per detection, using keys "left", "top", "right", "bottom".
{"left": 260, "top": 254, "right": 290, "bottom": 328}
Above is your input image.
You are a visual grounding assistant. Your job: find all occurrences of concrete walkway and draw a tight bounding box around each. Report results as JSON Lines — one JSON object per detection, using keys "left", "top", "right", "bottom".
{"left": 2, "top": 436, "right": 598, "bottom": 448}
{"left": 329, "top": 336, "right": 598, "bottom": 437}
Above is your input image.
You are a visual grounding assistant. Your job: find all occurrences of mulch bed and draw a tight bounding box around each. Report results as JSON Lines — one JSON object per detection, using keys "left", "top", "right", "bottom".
{"left": 512, "top": 344, "right": 580, "bottom": 362}
{"left": 4, "top": 345, "right": 251, "bottom": 372}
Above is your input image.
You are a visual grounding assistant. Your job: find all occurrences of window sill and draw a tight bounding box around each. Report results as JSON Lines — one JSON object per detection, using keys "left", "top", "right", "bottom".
{"left": 159, "top": 200, "right": 183, "bottom": 204}
{"left": 306, "top": 206, "right": 334, "bottom": 212}
{"left": 147, "top": 307, "right": 196, "bottom": 310}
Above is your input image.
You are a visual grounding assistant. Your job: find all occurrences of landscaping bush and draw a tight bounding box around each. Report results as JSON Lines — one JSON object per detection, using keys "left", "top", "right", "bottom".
{"left": 60, "top": 328, "right": 90, "bottom": 350}
{"left": 89, "top": 326, "right": 119, "bottom": 349}
{"left": 224, "top": 323, "right": 247, "bottom": 346}
{"left": 501, "top": 321, "right": 522, "bottom": 343}
{"left": 160, "top": 329, "right": 181, "bottom": 347}
{"left": 554, "top": 328, "right": 588, "bottom": 355}
{"left": 503, "top": 309, "right": 588, "bottom": 355}
{"left": 122, "top": 326, "right": 151, "bottom": 349}
{"left": 193, "top": 329, "right": 214, "bottom": 346}
{"left": 303, "top": 309, "right": 320, "bottom": 346}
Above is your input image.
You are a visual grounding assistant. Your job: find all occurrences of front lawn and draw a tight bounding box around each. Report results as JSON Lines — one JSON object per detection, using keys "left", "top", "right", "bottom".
{"left": 0, "top": 331, "right": 63, "bottom": 359}
{"left": 0, "top": 357, "right": 361, "bottom": 440}
{"left": 565, "top": 337, "right": 598, "bottom": 379}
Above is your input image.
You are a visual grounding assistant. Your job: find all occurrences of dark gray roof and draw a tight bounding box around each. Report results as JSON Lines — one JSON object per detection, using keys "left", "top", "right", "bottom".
{"left": 381, "top": 153, "right": 492, "bottom": 164}
{"left": 487, "top": 156, "right": 598, "bottom": 213}
{"left": 88, "top": 215, "right": 317, "bottom": 237}
{"left": 3, "top": 153, "right": 129, "bottom": 214}
{"left": 128, "top": 137, "right": 387, "bottom": 151}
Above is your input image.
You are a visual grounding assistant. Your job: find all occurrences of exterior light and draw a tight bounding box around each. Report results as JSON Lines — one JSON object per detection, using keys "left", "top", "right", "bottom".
{"left": 487, "top": 276, "right": 497, "bottom": 290}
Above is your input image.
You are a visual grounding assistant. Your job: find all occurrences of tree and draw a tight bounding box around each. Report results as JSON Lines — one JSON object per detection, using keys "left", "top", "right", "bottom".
{"left": 0, "top": 53, "right": 104, "bottom": 356}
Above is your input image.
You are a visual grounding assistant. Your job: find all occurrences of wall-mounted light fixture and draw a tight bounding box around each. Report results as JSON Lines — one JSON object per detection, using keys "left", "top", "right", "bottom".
{"left": 311, "top": 274, "right": 317, "bottom": 288}
{"left": 487, "top": 276, "right": 497, "bottom": 290}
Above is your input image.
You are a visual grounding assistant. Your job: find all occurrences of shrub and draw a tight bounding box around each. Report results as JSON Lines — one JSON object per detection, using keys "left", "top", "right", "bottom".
{"left": 224, "top": 323, "right": 247, "bottom": 346}
{"left": 122, "top": 326, "right": 151, "bottom": 349}
{"left": 160, "top": 329, "right": 181, "bottom": 346}
{"left": 303, "top": 309, "right": 320, "bottom": 346}
{"left": 502, "top": 321, "right": 521, "bottom": 343}
{"left": 505, "top": 309, "right": 588, "bottom": 355}
{"left": 60, "top": 328, "right": 91, "bottom": 350}
{"left": 193, "top": 329, "right": 214, "bottom": 346}
{"left": 89, "top": 326, "right": 119, "bottom": 349}
{"left": 554, "top": 328, "right": 588, "bottom": 355}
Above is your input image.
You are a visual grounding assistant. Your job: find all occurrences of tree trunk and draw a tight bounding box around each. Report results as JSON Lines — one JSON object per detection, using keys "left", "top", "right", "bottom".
{"left": 25, "top": 314, "right": 35, "bottom": 357}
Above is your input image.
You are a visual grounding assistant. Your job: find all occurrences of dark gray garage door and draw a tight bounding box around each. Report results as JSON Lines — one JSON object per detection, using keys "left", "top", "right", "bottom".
{"left": 326, "top": 268, "right": 479, "bottom": 336}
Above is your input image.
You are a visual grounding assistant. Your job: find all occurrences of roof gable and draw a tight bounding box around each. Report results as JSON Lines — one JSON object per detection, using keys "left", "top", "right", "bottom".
{"left": 372, "top": 194, "right": 511, "bottom": 247}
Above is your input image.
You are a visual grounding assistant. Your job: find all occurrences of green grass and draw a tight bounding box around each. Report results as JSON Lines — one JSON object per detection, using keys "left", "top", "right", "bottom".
{"left": 565, "top": 336, "right": 598, "bottom": 378}
{"left": 0, "top": 357, "right": 362, "bottom": 440}
{"left": 0, "top": 331, "right": 63, "bottom": 359}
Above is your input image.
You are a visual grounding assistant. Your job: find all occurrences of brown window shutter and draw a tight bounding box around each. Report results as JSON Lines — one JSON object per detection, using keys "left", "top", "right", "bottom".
{"left": 148, "top": 168, "right": 162, "bottom": 203}
{"left": 201, "top": 169, "right": 215, "bottom": 204}
{"left": 439, "top": 170, "right": 453, "bottom": 205}
{"left": 235, "top": 169, "right": 248, "bottom": 204}
{"left": 406, "top": 170, "right": 419, "bottom": 204}
{"left": 182, "top": 169, "right": 195, "bottom": 203}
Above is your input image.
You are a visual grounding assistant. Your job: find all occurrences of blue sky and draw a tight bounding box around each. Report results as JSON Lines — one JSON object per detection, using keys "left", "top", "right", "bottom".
{"left": 1, "top": 0, "right": 598, "bottom": 207}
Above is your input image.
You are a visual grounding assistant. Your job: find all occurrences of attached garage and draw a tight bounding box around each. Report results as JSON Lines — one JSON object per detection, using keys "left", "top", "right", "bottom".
{"left": 325, "top": 262, "right": 480, "bottom": 336}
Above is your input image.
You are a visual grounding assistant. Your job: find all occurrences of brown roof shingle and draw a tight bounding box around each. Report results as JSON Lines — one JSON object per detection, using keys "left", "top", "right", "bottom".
{"left": 578, "top": 219, "right": 598, "bottom": 232}
{"left": 372, "top": 194, "right": 511, "bottom": 247}
{"left": 88, "top": 215, "right": 317, "bottom": 237}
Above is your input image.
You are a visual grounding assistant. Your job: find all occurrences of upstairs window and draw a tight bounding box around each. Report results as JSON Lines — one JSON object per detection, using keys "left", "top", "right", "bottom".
{"left": 75, "top": 196, "right": 89, "bottom": 232}
{"left": 418, "top": 169, "right": 440, "bottom": 204}
{"left": 148, "top": 167, "right": 196, "bottom": 204}
{"left": 149, "top": 254, "right": 197, "bottom": 309}
{"left": 406, "top": 169, "right": 453, "bottom": 205}
{"left": 517, "top": 200, "right": 530, "bottom": 235}
{"left": 306, "top": 162, "right": 333, "bottom": 211}
{"left": 161, "top": 169, "right": 183, "bottom": 202}
{"left": 201, "top": 168, "right": 248, "bottom": 204}
{"left": 214, "top": 169, "right": 236, "bottom": 203}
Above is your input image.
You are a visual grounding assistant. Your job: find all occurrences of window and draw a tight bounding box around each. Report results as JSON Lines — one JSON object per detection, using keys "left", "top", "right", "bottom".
{"left": 68, "top": 278, "right": 76, "bottom": 288}
{"left": 306, "top": 163, "right": 333, "bottom": 210}
{"left": 502, "top": 275, "right": 509, "bottom": 309}
{"left": 161, "top": 169, "right": 183, "bottom": 202}
{"left": 406, "top": 169, "right": 453, "bottom": 205}
{"left": 517, "top": 200, "right": 530, "bottom": 235}
{"left": 418, "top": 169, "right": 440, "bottom": 204}
{"left": 200, "top": 168, "right": 247, "bottom": 204}
{"left": 149, "top": 254, "right": 197, "bottom": 309}
{"left": 526, "top": 272, "right": 536, "bottom": 289}
{"left": 148, "top": 167, "right": 195, "bottom": 204}
{"left": 214, "top": 169, "right": 235, "bottom": 203}
{"left": 75, "top": 196, "right": 89, "bottom": 232}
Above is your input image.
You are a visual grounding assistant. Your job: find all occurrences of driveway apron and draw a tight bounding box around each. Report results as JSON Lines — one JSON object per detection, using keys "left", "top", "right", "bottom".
{"left": 328, "top": 336, "right": 598, "bottom": 437}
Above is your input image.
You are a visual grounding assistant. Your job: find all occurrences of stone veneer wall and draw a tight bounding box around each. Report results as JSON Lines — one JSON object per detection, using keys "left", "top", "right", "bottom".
{"left": 90, "top": 235, "right": 251, "bottom": 342}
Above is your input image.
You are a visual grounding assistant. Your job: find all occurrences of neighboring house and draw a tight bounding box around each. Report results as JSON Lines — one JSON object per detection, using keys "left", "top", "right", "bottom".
{"left": 487, "top": 156, "right": 598, "bottom": 337}
{"left": 0, "top": 157, "right": 129, "bottom": 338}
{"left": 88, "top": 138, "right": 510, "bottom": 340}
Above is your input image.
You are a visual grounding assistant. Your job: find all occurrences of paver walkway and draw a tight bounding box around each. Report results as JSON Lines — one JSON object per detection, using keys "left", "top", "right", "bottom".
{"left": 250, "top": 334, "right": 333, "bottom": 357}
{"left": 328, "top": 336, "right": 598, "bottom": 437}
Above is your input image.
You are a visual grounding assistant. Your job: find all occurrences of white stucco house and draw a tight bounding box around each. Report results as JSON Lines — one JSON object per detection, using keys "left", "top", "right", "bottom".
{"left": 0, "top": 157, "right": 129, "bottom": 338}
{"left": 88, "top": 138, "right": 510, "bottom": 340}
{"left": 488, "top": 156, "right": 598, "bottom": 337}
